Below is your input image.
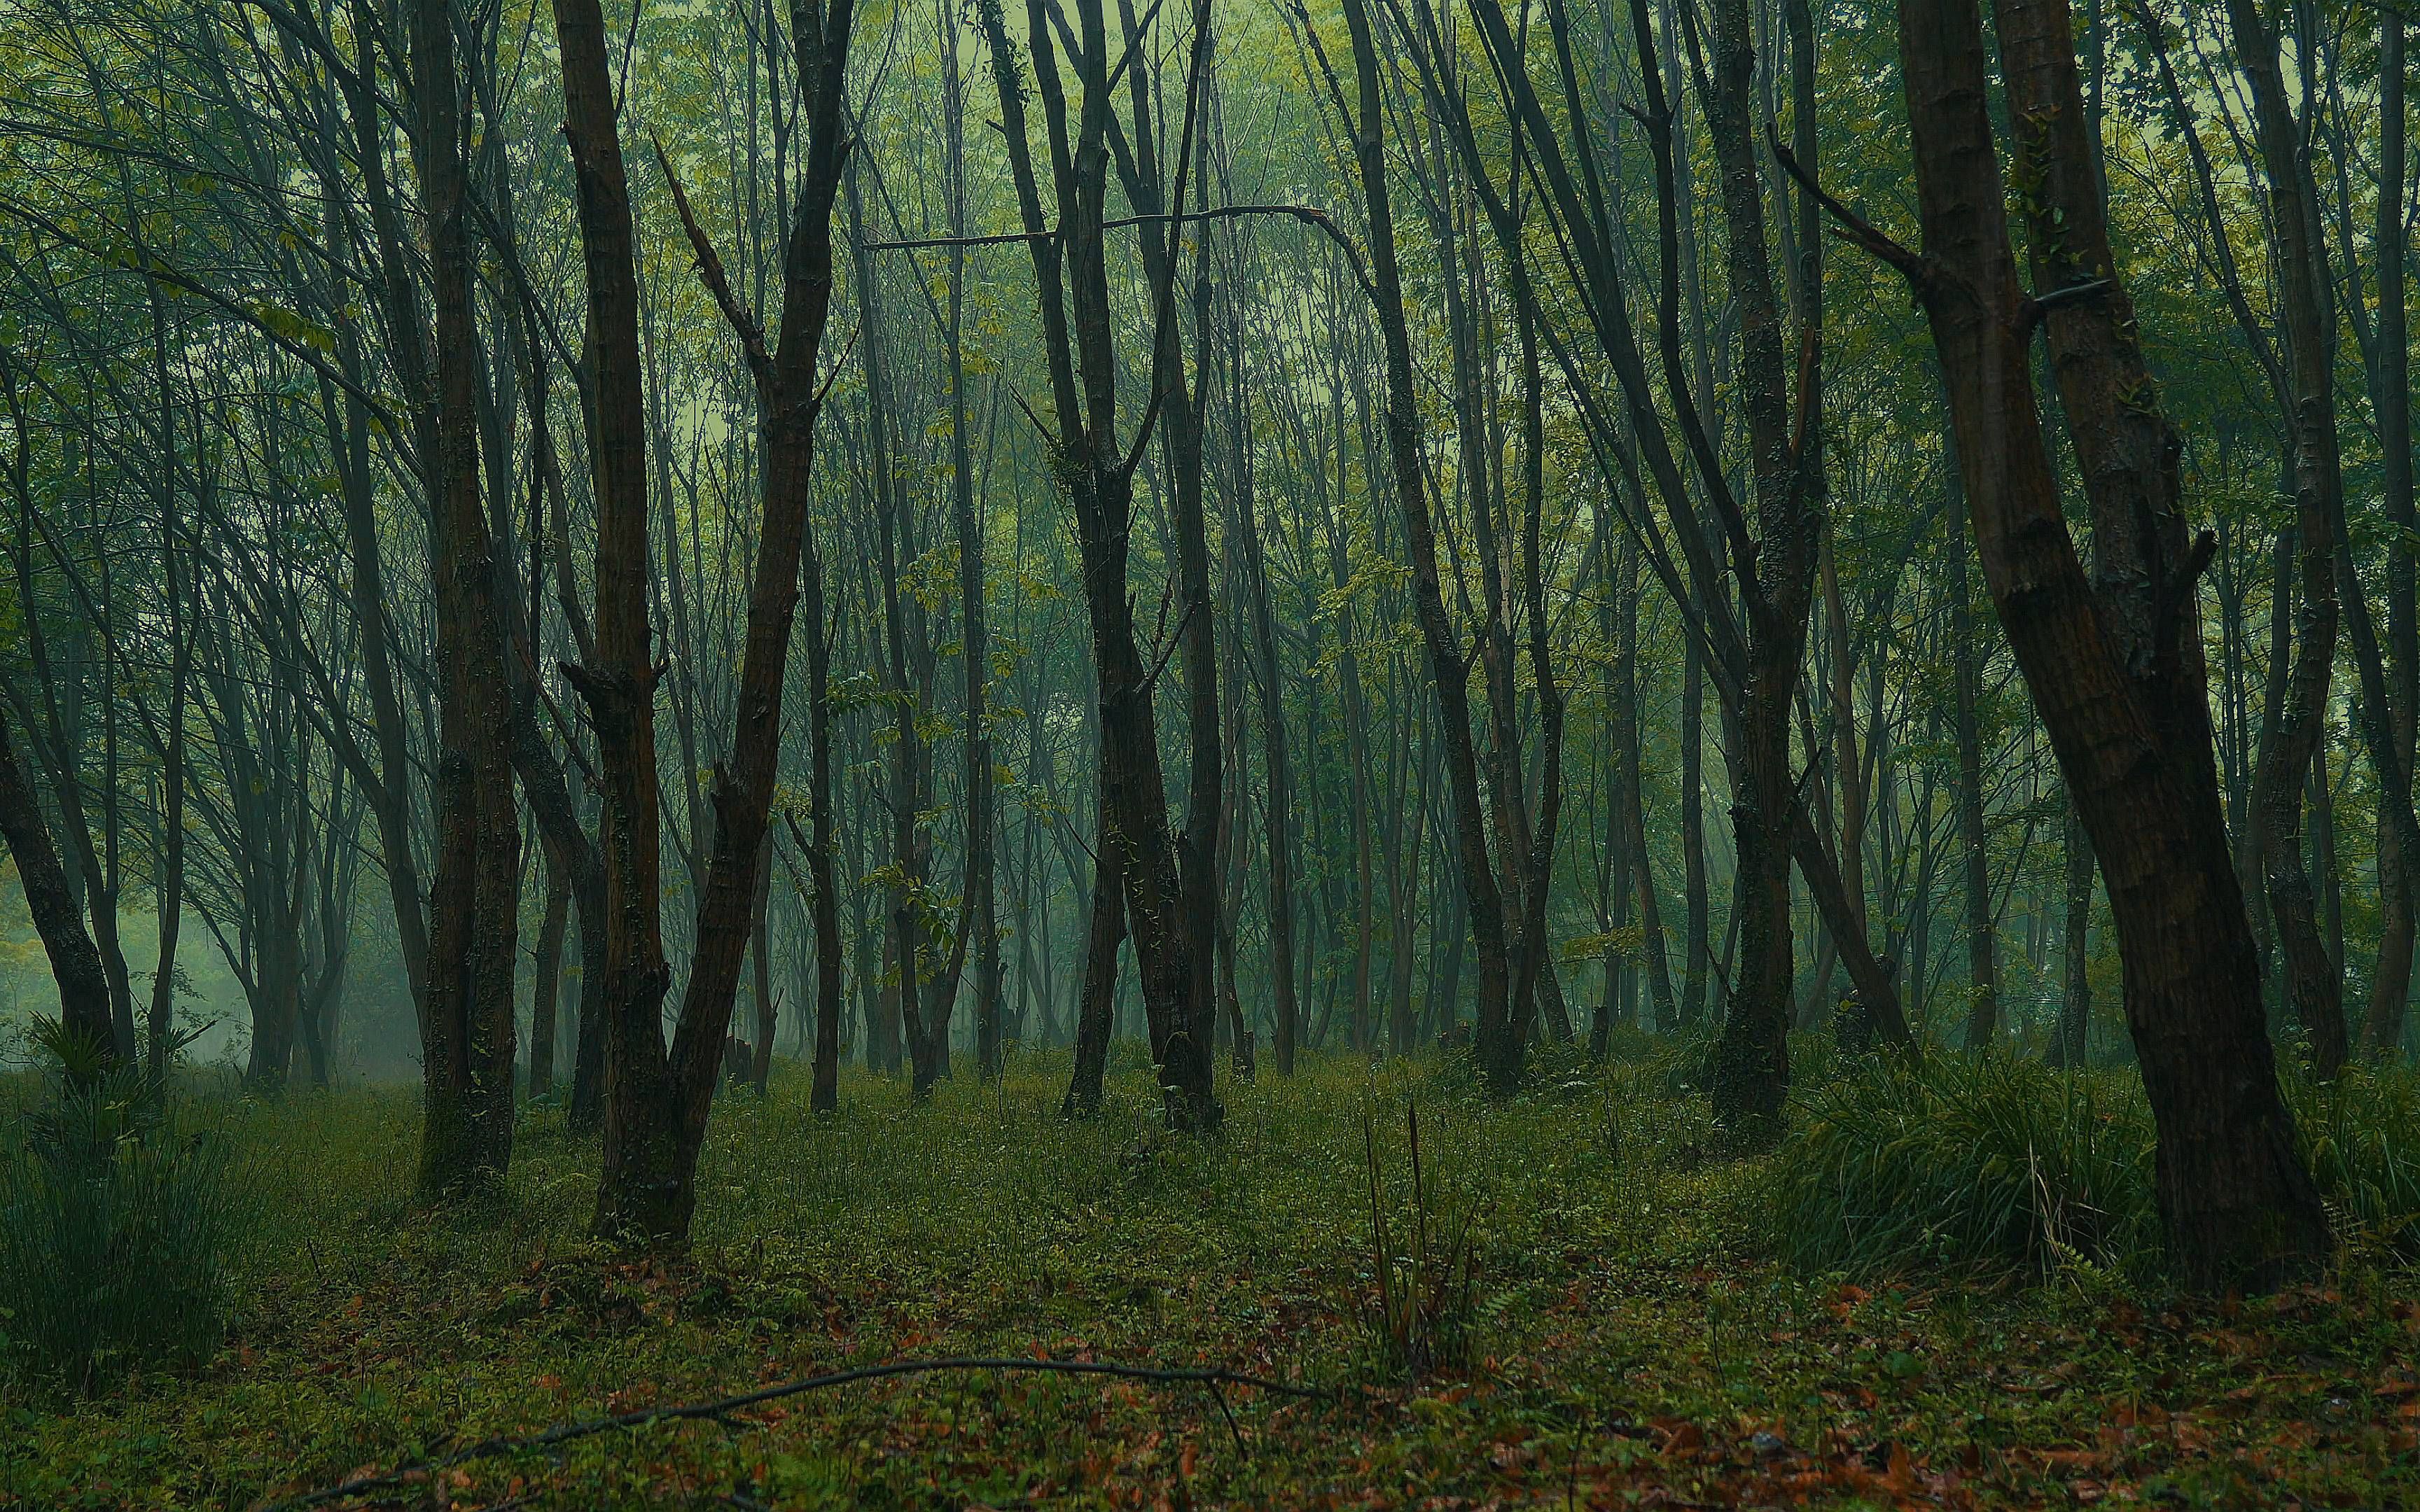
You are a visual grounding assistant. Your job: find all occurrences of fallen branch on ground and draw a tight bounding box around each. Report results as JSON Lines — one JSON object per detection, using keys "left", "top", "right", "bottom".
{"left": 258, "top": 1356, "right": 1335, "bottom": 1509}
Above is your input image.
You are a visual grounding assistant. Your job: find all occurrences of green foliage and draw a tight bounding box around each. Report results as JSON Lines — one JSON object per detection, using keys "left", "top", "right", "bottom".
{"left": 2295, "top": 1067, "right": 2420, "bottom": 1264}
{"left": 1764, "top": 1054, "right": 2162, "bottom": 1279}
{"left": 1767, "top": 1055, "right": 2420, "bottom": 1283}
{"left": 0, "top": 1040, "right": 243, "bottom": 1393}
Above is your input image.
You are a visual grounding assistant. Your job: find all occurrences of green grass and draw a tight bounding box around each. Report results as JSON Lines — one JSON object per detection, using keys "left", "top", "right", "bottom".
{"left": 0, "top": 1060, "right": 243, "bottom": 1394}
{"left": 2, "top": 1050, "right": 2415, "bottom": 1509}
{"left": 1765, "top": 1054, "right": 2420, "bottom": 1281}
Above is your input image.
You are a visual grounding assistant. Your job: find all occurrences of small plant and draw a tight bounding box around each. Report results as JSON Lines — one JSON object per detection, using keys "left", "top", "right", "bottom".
{"left": 1357, "top": 1102, "right": 1480, "bottom": 1382}
{"left": 0, "top": 1021, "right": 241, "bottom": 1393}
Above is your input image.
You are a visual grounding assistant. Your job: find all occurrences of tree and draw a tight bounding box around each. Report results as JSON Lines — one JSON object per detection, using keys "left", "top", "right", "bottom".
{"left": 1861, "top": 0, "right": 2330, "bottom": 1288}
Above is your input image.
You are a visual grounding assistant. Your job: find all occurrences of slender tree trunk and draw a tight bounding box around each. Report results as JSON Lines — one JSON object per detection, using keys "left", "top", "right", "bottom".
{"left": 147, "top": 412, "right": 191, "bottom": 1078}
{"left": 2370, "top": 12, "right": 2416, "bottom": 1060}
{"left": 2223, "top": 0, "right": 2349, "bottom": 1077}
{"left": 616, "top": 0, "right": 858, "bottom": 1241}
{"left": 531, "top": 850, "right": 569, "bottom": 1097}
{"left": 1615, "top": 548, "right": 1677, "bottom": 1030}
{"left": 414, "top": 0, "right": 522, "bottom": 1196}
{"left": 1948, "top": 482, "right": 1998, "bottom": 1050}
{"left": 750, "top": 839, "right": 776, "bottom": 1093}
{"left": 1333, "top": 0, "right": 1515, "bottom": 1091}
{"left": 1235, "top": 349, "right": 1299, "bottom": 1076}
{"left": 0, "top": 706, "right": 113, "bottom": 1066}
{"left": 1064, "top": 790, "right": 1124, "bottom": 1118}
{"left": 2056, "top": 799, "right": 2094, "bottom": 1068}
{"left": 552, "top": 0, "right": 670, "bottom": 1228}
{"left": 1681, "top": 615, "right": 1709, "bottom": 1027}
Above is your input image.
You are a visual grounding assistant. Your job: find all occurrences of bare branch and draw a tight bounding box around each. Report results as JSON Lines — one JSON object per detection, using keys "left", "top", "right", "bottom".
{"left": 650, "top": 132, "right": 772, "bottom": 382}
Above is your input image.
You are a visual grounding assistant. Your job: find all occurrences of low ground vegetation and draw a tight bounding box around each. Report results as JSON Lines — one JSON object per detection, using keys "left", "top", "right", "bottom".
{"left": 3, "top": 1051, "right": 2415, "bottom": 1509}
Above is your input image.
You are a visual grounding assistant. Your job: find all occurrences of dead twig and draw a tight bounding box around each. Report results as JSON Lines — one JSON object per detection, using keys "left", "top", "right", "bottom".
{"left": 258, "top": 1357, "right": 1333, "bottom": 1511}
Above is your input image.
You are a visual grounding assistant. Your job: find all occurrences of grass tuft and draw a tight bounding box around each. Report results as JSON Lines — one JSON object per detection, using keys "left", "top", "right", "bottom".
{"left": 0, "top": 1058, "right": 243, "bottom": 1393}
{"left": 1763, "top": 1054, "right": 2161, "bottom": 1279}
{"left": 1765, "top": 1053, "right": 2420, "bottom": 1282}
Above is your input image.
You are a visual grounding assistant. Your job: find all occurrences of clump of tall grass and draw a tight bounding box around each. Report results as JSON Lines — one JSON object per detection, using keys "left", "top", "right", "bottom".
{"left": 1765, "top": 1052, "right": 2420, "bottom": 1282}
{"left": 1355, "top": 1103, "right": 1481, "bottom": 1382}
{"left": 1763, "top": 1054, "right": 2160, "bottom": 1279}
{"left": 0, "top": 1023, "right": 242, "bottom": 1393}
{"left": 2294, "top": 1066, "right": 2420, "bottom": 1263}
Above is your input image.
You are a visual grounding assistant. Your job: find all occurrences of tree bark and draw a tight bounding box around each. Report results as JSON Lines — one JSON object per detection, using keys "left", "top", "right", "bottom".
{"left": 2056, "top": 799, "right": 2094, "bottom": 1068}
{"left": 531, "top": 850, "right": 569, "bottom": 1097}
{"left": 413, "top": 0, "right": 522, "bottom": 1196}
{"left": 0, "top": 704, "right": 113, "bottom": 1066}
{"left": 616, "top": 0, "right": 858, "bottom": 1242}
{"left": 2370, "top": 12, "right": 2416, "bottom": 1060}
{"left": 1948, "top": 483, "right": 1998, "bottom": 1050}
{"left": 1889, "top": 0, "right": 2330, "bottom": 1289}
{"left": 2220, "top": 0, "right": 2349, "bottom": 1077}
{"left": 1330, "top": 0, "right": 1516, "bottom": 1091}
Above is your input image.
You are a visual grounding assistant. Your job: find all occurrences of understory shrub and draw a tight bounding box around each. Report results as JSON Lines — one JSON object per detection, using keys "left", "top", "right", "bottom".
{"left": 1764, "top": 1054, "right": 2159, "bottom": 1278}
{"left": 0, "top": 1031, "right": 240, "bottom": 1393}
{"left": 2294, "top": 1067, "right": 2420, "bottom": 1263}
{"left": 1766, "top": 1053, "right": 2420, "bottom": 1282}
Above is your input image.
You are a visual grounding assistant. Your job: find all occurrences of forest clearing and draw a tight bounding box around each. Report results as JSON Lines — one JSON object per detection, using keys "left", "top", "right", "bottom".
{"left": 7, "top": 1054, "right": 2419, "bottom": 1511}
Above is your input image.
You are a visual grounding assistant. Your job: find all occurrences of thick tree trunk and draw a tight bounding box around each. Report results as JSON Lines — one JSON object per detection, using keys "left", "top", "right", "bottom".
{"left": 1896, "top": 0, "right": 2329, "bottom": 1289}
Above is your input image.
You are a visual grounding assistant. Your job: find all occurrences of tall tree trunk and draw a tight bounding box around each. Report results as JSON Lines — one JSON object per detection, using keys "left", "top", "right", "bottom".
{"left": 1887, "top": 0, "right": 2330, "bottom": 1289}
{"left": 552, "top": 0, "right": 669, "bottom": 1227}
{"left": 1948, "top": 484, "right": 1998, "bottom": 1050}
{"left": 146, "top": 386, "right": 191, "bottom": 1079}
{"left": 2370, "top": 11, "right": 2416, "bottom": 1061}
{"left": 1332, "top": 0, "right": 1515, "bottom": 1091}
{"left": 1614, "top": 545, "right": 1677, "bottom": 1030}
{"left": 1235, "top": 332, "right": 1300, "bottom": 1075}
{"left": 1681, "top": 610, "right": 1709, "bottom": 1026}
{"left": 414, "top": 0, "right": 522, "bottom": 1196}
{"left": 975, "top": 0, "right": 1216, "bottom": 1128}
{"left": 1696, "top": 0, "right": 1822, "bottom": 1136}
{"left": 619, "top": 0, "right": 858, "bottom": 1242}
{"left": 2224, "top": 0, "right": 2349, "bottom": 1077}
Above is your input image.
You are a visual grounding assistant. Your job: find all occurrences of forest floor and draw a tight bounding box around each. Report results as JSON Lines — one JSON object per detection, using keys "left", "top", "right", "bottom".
{"left": 4, "top": 1049, "right": 2416, "bottom": 1511}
